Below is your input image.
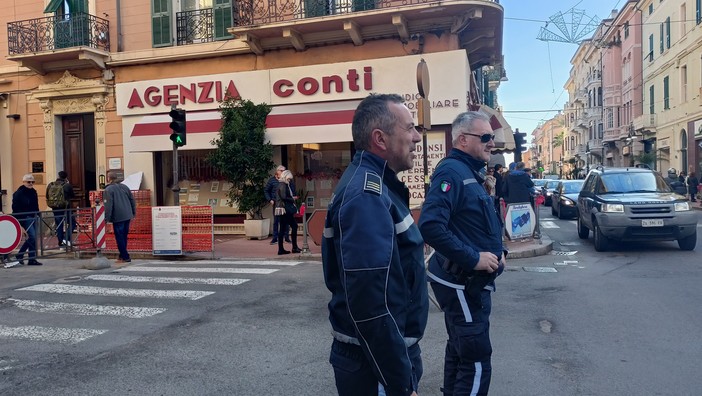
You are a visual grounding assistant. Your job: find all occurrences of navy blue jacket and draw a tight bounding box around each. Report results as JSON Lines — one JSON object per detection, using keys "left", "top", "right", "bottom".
{"left": 12, "top": 185, "right": 39, "bottom": 220}
{"left": 504, "top": 169, "right": 534, "bottom": 204}
{"left": 419, "top": 149, "right": 504, "bottom": 286}
{"left": 322, "top": 150, "right": 428, "bottom": 396}
{"left": 264, "top": 176, "right": 278, "bottom": 202}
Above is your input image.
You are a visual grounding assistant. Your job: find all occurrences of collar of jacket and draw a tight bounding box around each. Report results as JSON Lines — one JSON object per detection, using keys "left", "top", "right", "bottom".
{"left": 354, "top": 150, "right": 408, "bottom": 198}
{"left": 448, "top": 148, "right": 487, "bottom": 182}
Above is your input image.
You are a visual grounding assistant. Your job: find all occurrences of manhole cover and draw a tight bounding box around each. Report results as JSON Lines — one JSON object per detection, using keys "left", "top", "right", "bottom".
{"left": 523, "top": 266, "right": 558, "bottom": 273}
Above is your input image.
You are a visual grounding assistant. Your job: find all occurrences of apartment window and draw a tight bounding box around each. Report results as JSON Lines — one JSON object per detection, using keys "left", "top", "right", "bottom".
{"left": 152, "top": 0, "right": 172, "bottom": 47}
{"left": 681, "top": 4, "right": 687, "bottom": 36}
{"left": 648, "top": 34, "right": 654, "bottom": 61}
{"left": 213, "top": 0, "right": 233, "bottom": 40}
{"left": 649, "top": 3, "right": 654, "bottom": 14}
{"left": 624, "top": 22, "right": 630, "bottom": 38}
{"left": 607, "top": 109, "right": 614, "bottom": 129}
{"left": 660, "top": 23, "right": 664, "bottom": 53}
{"left": 649, "top": 85, "right": 655, "bottom": 114}
{"left": 681, "top": 65, "right": 688, "bottom": 102}
{"left": 663, "top": 76, "right": 670, "bottom": 109}
{"left": 665, "top": 17, "right": 671, "bottom": 48}
{"left": 698, "top": 0, "right": 702, "bottom": 24}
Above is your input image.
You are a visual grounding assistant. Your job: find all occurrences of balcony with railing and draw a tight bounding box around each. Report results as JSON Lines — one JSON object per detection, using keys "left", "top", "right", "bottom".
{"left": 227, "top": 0, "right": 504, "bottom": 66}
{"left": 633, "top": 113, "right": 657, "bottom": 132}
{"left": 603, "top": 128, "right": 619, "bottom": 142}
{"left": 7, "top": 12, "right": 109, "bottom": 74}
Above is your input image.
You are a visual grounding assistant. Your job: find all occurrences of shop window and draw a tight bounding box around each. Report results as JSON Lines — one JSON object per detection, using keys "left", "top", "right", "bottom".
{"left": 299, "top": 142, "right": 352, "bottom": 208}
{"left": 178, "top": 149, "right": 224, "bottom": 181}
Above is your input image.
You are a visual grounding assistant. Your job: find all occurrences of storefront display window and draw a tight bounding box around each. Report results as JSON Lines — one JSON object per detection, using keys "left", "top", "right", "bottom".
{"left": 292, "top": 142, "right": 353, "bottom": 209}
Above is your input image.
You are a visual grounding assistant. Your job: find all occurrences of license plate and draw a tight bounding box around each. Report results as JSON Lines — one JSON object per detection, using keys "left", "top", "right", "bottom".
{"left": 641, "top": 219, "right": 664, "bottom": 227}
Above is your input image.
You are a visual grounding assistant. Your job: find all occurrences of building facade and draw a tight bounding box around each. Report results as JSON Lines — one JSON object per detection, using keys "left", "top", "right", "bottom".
{"left": 0, "top": 0, "right": 508, "bottom": 219}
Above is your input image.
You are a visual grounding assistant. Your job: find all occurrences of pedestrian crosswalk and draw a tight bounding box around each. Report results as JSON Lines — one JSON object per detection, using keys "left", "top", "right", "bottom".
{"left": 0, "top": 260, "right": 304, "bottom": 350}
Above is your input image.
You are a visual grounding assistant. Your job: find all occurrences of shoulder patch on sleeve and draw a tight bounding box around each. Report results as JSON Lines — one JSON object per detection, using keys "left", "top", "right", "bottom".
{"left": 440, "top": 181, "right": 452, "bottom": 192}
{"left": 363, "top": 172, "right": 382, "bottom": 195}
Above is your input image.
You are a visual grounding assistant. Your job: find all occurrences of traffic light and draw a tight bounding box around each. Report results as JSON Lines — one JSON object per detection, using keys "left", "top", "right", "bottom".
{"left": 169, "top": 108, "right": 187, "bottom": 147}
{"left": 514, "top": 130, "right": 527, "bottom": 152}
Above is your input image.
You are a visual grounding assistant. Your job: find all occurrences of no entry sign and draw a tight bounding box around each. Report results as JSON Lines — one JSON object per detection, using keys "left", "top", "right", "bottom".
{"left": 0, "top": 214, "right": 22, "bottom": 254}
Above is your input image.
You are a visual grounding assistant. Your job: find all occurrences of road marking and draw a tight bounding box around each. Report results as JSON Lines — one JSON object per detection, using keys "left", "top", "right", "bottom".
{"left": 16, "top": 284, "right": 214, "bottom": 300}
{"left": 540, "top": 221, "right": 560, "bottom": 229}
{"left": 85, "top": 274, "right": 250, "bottom": 286}
{"left": 559, "top": 241, "right": 582, "bottom": 246}
{"left": 551, "top": 250, "right": 578, "bottom": 256}
{"left": 0, "top": 325, "right": 107, "bottom": 344}
{"left": 141, "top": 260, "right": 302, "bottom": 266}
{"left": 8, "top": 298, "right": 166, "bottom": 318}
{"left": 119, "top": 267, "right": 277, "bottom": 275}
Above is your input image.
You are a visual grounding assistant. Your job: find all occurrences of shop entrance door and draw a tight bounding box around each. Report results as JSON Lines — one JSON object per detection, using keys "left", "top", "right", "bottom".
{"left": 62, "top": 114, "right": 96, "bottom": 208}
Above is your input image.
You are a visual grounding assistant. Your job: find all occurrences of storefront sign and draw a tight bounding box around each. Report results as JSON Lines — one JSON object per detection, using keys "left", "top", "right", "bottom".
{"left": 152, "top": 206, "right": 182, "bottom": 255}
{"left": 398, "top": 131, "right": 446, "bottom": 206}
{"left": 623, "top": 146, "right": 631, "bottom": 155}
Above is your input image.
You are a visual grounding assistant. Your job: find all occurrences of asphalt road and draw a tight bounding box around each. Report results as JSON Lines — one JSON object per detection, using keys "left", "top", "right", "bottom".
{"left": 1, "top": 208, "right": 701, "bottom": 395}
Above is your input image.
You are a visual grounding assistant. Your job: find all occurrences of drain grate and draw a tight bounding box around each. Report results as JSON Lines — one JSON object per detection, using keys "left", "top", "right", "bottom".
{"left": 523, "top": 266, "right": 558, "bottom": 273}
{"left": 551, "top": 250, "right": 578, "bottom": 256}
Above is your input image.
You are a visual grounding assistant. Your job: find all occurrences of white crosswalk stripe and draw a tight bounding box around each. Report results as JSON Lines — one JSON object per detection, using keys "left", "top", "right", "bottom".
{"left": 142, "top": 260, "right": 302, "bottom": 266}
{"left": 8, "top": 299, "right": 166, "bottom": 318}
{"left": 540, "top": 221, "right": 560, "bottom": 229}
{"left": 119, "top": 266, "right": 277, "bottom": 274}
{"left": 84, "top": 274, "right": 250, "bottom": 286}
{"left": 16, "top": 284, "right": 214, "bottom": 300}
{"left": 0, "top": 325, "right": 107, "bottom": 344}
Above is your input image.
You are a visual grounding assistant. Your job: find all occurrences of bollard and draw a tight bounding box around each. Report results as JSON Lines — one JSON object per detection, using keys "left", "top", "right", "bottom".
{"left": 84, "top": 198, "right": 111, "bottom": 270}
{"left": 300, "top": 204, "right": 310, "bottom": 255}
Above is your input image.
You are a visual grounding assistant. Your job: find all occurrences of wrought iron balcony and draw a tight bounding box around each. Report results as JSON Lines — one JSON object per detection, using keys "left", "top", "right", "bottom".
{"left": 7, "top": 12, "right": 109, "bottom": 55}
{"left": 177, "top": 8, "right": 214, "bottom": 45}
{"left": 235, "top": 0, "right": 500, "bottom": 25}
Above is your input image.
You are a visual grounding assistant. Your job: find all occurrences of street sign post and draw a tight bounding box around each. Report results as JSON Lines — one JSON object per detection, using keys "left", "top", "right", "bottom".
{"left": 0, "top": 214, "right": 22, "bottom": 255}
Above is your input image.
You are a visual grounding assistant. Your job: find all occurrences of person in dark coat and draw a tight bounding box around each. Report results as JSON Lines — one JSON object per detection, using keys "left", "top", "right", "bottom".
{"left": 503, "top": 162, "right": 534, "bottom": 204}
{"left": 46, "top": 170, "right": 76, "bottom": 247}
{"left": 493, "top": 164, "right": 504, "bottom": 216}
{"left": 264, "top": 165, "right": 288, "bottom": 245}
{"left": 104, "top": 170, "right": 137, "bottom": 264}
{"left": 687, "top": 172, "right": 699, "bottom": 202}
{"left": 274, "top": 170, "right": 300, "bottom": 255}
{"left": 12, "top": 173, "right": 42, "bottom": 265}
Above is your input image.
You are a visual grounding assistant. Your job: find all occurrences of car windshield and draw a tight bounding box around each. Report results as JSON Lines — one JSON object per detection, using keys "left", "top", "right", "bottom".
{"left": 545, "top": 180, "right": 560, "bottom": 189}
{"left": 562, "top": 181, "right": 584, "bottom": 194}
{"left": 599, "top": 172, "right": 671, "bottom": 194}
{"left": 533, "top": 179, "right": 548, "bottom": 187}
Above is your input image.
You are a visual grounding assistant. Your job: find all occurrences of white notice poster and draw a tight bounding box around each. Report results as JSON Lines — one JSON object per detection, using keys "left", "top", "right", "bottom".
{"left": 152, "top": 206, "right": 183, "bottom": 255}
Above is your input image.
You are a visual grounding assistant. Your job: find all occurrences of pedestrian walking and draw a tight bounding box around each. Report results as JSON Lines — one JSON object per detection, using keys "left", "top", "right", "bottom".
{"left": 104, "top": 170, "right": 136, "bottom": 264}
{"left": 503, "top": 161, "right": 534, "bottom": 204}
{"left": 46, "top": 170, "right": 76, "bottom": 247}
{"left": 274, "top": 170, "right": 301, "bottom": 255}
{"left": 322, "top": 93, "right": 427, "bottom": 396}
{"left": 418, "top": 111, "right": 506, "bottom": 395}
{"left": 687, "top": 172, "right": 699, "bottom": 202}
{"left": 12, "top": 173, "right": 42, "bottom": 265}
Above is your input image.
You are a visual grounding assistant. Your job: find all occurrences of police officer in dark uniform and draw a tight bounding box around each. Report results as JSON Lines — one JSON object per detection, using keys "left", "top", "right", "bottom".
{"left": 419, "top": 111, "right": 506, "bottom": 395}
{"left": 323, "top": 93, "right": 428, "bottom": 396}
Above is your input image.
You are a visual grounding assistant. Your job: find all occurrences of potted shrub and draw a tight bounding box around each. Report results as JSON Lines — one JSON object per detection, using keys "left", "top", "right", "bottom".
{"left": 209, "top": 96, "right": 275, "bottom": 239}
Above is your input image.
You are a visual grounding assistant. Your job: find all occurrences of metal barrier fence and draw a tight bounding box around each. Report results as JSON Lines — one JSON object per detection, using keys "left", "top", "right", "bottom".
{"left": 2, "top": 206, "right": 214, "bottom": 260}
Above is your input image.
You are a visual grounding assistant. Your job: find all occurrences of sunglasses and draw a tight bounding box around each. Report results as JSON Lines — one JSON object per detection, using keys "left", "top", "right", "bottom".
{"left": 462, "top": 132, "right": 496, "bottom": 143}
{"left": 24, "top": 181, "right": 35, "bottom": 184}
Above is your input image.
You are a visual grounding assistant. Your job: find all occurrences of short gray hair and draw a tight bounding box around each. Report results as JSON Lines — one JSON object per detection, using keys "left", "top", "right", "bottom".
{"left": 450, "top": 111, "right": 491, "bottom": 144}
{"left": 276, "top": 165, "right": 286, "bottom": 172}
{"left": 352, "top": 93, "right": 404, "bottom": 151}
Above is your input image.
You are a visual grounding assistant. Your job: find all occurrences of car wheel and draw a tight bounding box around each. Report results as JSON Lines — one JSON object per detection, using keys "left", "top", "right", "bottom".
{"left": 593, "top": 221, "right": 609, "bottom": 252}
{"left": 577, "top": 214, "right": 589, "bottom": 239}
{"left": 551, "top": 205, "right": 557, "bottom": 216}
{"left": 678, "top": 230, "right": 697, "bottom": 251}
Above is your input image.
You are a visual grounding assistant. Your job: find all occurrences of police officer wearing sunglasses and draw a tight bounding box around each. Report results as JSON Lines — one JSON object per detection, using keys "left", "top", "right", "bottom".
{"left": 419, "top": 111, "right": 506, "bottom": 395}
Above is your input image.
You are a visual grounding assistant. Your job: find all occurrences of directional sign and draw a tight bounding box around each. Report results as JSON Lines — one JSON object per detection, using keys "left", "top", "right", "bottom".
{"left": 0, "top": 215, "right": 22, "bottom": 254}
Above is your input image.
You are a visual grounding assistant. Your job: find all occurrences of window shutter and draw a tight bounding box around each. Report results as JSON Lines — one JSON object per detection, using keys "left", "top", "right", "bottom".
{"left": 152, "top": 0, "right": 172, "bottom": 47}
{"left": 659, "top": 23, "right": 663, "bottom": 53}
{"left": 665, "top": 17, "right": 670, "bottom": 48}
{"left": 214, "top": 0, "right": 233, "bottom": 40}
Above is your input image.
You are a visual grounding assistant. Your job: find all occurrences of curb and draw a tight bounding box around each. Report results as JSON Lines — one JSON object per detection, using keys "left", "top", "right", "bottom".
{"left": 505, "top": 236, "right": 554, "bottom": 259}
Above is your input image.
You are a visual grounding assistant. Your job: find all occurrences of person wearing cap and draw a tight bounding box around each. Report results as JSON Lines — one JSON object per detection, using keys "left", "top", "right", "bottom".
{"left": 104, "top": 170, "right": 137, "bottom": 264}
{"left": 11, "top": 174, "right": 42, "bottom": 265}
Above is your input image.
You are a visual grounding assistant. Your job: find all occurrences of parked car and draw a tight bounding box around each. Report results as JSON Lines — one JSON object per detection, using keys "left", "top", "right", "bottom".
{"left": 576, "top": 166, "right": 697, "bottom": 251}
{"left": 540, "top": 179, "right": 561, "bottom": 206}
{"left": 551, "top": 180, "right": 585, "bottom": 219}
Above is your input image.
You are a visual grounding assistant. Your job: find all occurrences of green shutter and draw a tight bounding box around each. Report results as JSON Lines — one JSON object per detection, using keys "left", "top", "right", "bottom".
{"left": 44, "top": 0, "right": 63, "bottom": 13}
{"left": 665, "top": 17, "right": 670, "bottom": 48}
{"left": 68, "top": 0, "right": 87, "bottom": 13}
{"left": 152, "top": 0, "right": 172, "bottom": 47}
{"left": 649, "top": 86, "right": 655, "bottom": 114}
{"left": 659, "top": 23, "right": 663, "bottom": 53}
{"left": 214, "top": 0, "right": 232, "bottom": 40}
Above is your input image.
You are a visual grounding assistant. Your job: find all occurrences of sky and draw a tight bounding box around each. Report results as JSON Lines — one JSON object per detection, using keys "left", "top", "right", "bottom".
{"left": 498, "top": 0, "right": 626, "bottom": 139}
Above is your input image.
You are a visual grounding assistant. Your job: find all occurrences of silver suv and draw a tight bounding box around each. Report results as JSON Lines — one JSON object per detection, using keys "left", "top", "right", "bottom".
{"left": 576, "top": 167, "right": 698, "bottom": 251}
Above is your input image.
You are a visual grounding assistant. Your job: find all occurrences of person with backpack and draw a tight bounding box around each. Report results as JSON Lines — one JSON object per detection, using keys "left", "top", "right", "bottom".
{"left": 46, "top": 170, "right": 76, "bottom": 247}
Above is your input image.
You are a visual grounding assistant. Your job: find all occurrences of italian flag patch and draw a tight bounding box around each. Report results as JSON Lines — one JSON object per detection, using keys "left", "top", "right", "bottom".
{"left": 440, "top": 181, "right": 451, "bottom": 192}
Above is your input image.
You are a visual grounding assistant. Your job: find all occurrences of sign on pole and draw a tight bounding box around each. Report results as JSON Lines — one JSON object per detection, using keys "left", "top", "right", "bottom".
{"left": 152, "top": 206, "right": 183, "bottom": 255}
{"left": 0, "top": 215, "right": 22, "bottom": 254}
{"left": 505, "top": 203, "right": 536, "bottom": 240}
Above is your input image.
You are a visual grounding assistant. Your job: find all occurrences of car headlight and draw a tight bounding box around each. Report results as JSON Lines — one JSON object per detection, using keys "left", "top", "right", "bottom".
{"left": 561, "top": 198, "right": 575, "bottom": 206}
{"left": 546, "top": 191, "right": 552, "bottom": 196}
{"left": 674, "top": 201, "right": 691, "bottom": 211}
{"left": 601, "top": 203, "right": 624, "bottom": 213}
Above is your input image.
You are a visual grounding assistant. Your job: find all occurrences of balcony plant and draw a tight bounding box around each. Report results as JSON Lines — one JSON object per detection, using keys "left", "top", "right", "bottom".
{"left": 209, "top": 97, "right": 274, "bottom": 238}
